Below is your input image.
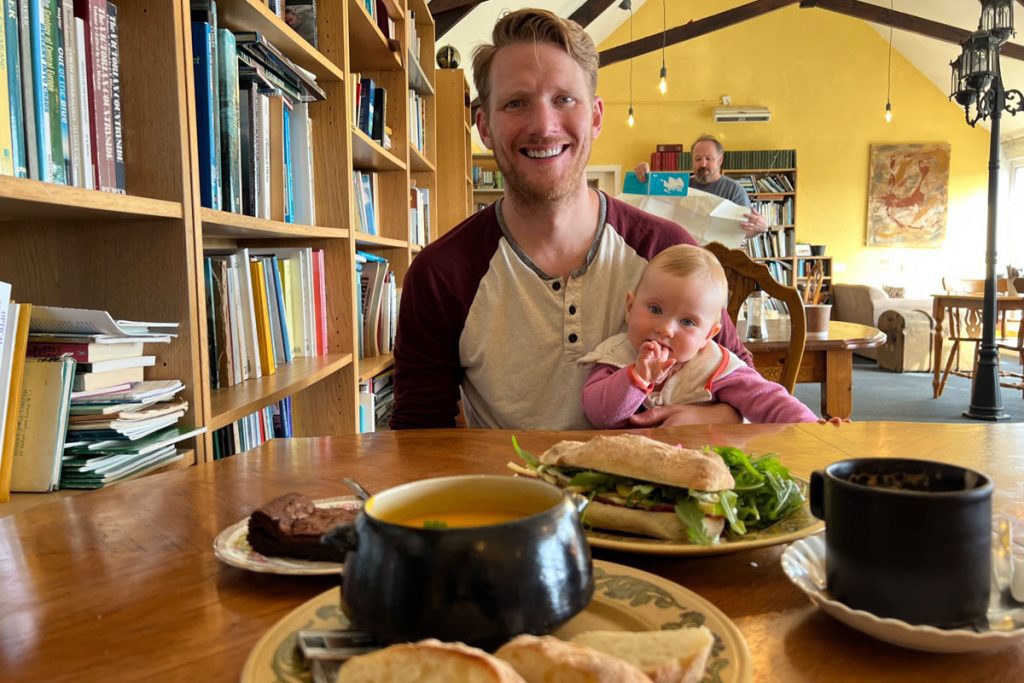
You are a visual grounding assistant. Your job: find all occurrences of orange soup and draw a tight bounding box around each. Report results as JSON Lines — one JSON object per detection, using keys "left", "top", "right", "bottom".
{"left": 396, "top": 511, "right": 522, "bottom": 529}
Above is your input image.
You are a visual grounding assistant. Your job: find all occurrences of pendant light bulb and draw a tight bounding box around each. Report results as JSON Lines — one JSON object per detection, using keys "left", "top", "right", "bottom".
{"left": 627, "top": 106, "right": 635, "bottom": 127}
{"left": 885, "top": 100, "right": 892, "bottom": 123}
{"left": 659, "top": 65, "right": 667, "bottom": 95}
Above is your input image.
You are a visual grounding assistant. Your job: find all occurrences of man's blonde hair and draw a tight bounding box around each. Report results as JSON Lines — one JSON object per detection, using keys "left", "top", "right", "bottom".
{"left": 691, "top": 134, "right": 724, "bottom": 156}
{"left": 472, "top": 9, "right": 598, "bottom": 111}
{"left": 642, "top": 245, "right": 728, "bottom": 310}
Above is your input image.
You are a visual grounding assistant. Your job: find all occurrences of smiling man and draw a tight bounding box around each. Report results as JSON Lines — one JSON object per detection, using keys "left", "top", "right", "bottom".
{"left": 390, "top": 9, "right": 752, "bottom": 430}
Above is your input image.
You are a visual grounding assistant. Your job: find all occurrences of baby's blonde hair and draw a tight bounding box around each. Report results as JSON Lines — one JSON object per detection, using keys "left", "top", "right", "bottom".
{"left": 641, "top": 245, "right": 728, "bottom": 310}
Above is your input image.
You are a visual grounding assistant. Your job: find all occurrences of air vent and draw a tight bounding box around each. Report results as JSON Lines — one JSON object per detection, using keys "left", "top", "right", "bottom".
{"left": 713, "top": 106, "right": 771, "bottom": 123}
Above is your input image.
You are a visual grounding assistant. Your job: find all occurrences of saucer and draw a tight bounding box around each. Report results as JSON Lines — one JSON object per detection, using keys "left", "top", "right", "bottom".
{"left": 781, "top": 534, "right": 1024, "bottom": 653}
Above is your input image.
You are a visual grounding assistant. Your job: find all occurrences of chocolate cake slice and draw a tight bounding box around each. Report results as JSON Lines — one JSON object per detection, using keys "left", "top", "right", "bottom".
{"left": 247, "top": 493, "right": 359, "bottom": 562}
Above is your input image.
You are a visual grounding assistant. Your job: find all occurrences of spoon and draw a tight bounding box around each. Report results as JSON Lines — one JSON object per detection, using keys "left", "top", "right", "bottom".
{"left": 342, "top": 477, "right": 372, "bottom": 501}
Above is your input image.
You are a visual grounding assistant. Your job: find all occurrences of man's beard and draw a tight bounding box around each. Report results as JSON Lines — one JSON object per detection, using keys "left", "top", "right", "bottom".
{"left": 694, "top": 167, "right": 714, "bottom": 184}
{"left": 495, "top": 140, "right": 589, "bottom": 204}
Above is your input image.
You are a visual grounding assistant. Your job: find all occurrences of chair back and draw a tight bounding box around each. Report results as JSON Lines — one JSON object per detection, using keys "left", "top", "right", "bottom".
{"left": 704, "top": 242, "right": 806, "bottom": 394}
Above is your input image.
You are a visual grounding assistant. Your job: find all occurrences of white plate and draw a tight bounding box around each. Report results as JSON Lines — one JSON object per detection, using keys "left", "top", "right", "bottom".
{"left": 213, "top": 496, "right": 362, "bottom": 576}
{"left": 239, "top": 558, "right": 753, "bottom": 683}
{"left": 781, "top": 534, "right": 1024, "bottom": 653}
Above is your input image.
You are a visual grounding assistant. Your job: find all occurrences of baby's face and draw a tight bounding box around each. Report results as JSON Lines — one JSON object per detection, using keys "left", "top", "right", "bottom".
{"left": 625, "top": 269, "right": 722, "bottom": 364}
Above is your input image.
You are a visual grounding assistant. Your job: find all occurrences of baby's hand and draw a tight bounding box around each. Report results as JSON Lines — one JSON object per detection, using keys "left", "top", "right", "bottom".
{"left": 635, "top": 341, "right": 675, "bottom": 384}
{"left": 817, "top": 416, "right": 851, "bottom": 427}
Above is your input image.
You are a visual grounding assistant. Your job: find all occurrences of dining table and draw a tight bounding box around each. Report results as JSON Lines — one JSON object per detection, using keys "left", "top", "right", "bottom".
{"left": 931, "top": 291, "right": 1024, "bottom": 398}
{"left": 745, "top": 319, "right": 886, "bottom": 418}
{"left": 1, "top": 422, "right": 1022, "bottom": 682}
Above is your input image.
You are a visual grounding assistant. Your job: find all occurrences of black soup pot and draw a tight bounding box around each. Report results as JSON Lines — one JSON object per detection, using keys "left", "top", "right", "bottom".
{"left": 810, "top": 458, "right": 993, "bottom": 628}
{"left": 322, "top": 475, "right": 594, "bottom": 649}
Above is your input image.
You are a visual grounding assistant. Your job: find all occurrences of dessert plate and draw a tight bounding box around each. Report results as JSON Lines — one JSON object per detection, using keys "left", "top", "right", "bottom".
{"left": 586, "top": 478, "right": 823, "bottom": 555}
{"left": 240, "top": 559, "right": 753, "bottom": 683}
{"left": 781, "top": 533, "right": 1024, "bottom": 653}
{"left": 213, "top": 496, "right": 361, "bottom": 576}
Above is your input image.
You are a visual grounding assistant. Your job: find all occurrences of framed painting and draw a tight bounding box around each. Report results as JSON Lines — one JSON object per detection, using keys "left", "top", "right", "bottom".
{"left": 866, "top": 143, "right": 951, "bottom": 247}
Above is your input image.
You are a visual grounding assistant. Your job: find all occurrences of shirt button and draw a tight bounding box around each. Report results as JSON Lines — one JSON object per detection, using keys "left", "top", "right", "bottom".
{"left": 568, "top": 333, "right": 578, "bottom": 343}
{"left": 552, "top": 282, "right": 561, "bottom": 291}
{"left": 568, "top": 305, "right": 577, "bottom": 315}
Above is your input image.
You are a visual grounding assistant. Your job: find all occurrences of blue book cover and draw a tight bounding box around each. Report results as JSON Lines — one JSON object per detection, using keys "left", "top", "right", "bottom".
{"left": 268, "top": 254, "right": 292, "bottom": 363}
{"left": 6, "top": 0, "right": 26, "bottom": 177}
{"left": 359, "top": 172, "right": 375, "bottom": 235}
{"left": 282, "top": 103, "right": 293, "bottom": 223}
{"left": 28, "top": 0, "right": 52, "bottom": 182}
{"left": 622, "top": 170, "right": 690, "bottom": 196}
{"left": 191, "top": 22, "right": 216, "bottom": 208}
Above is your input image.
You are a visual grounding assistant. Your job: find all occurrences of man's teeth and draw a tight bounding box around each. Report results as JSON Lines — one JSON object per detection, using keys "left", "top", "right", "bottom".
{"left": 525, "top": 147, "right": 563, "bottom": 158}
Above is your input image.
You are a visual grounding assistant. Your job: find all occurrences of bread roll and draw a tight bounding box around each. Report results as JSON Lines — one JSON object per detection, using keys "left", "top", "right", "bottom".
{"left": 569, "top": 628, "right": 714, "bottom": 683}
{"left": 539, "top": 435, "right": 734, "bottom": 491}
{"left": 584, "top": 500, "right": 725, "bottom": 541}
{"left": 494, "top": 634, "right": 652, "bottom": 683}
{"left": 336, "top": 639, "right": 526, "bottom": 683}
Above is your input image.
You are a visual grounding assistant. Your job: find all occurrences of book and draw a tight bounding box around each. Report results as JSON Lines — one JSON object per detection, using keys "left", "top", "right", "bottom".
{"left": 105, "top": 0, "right": 124, "bottom": 192}
{"left": 61, "top": 0, "right": 81, "bottom": 186}
{"left": 30, "top": 305, "right": 179, "bottom": 337}
{"left": 72, "top": 364, "right": 144, "bottom": 391}
{"left": 75, "top": 354, "right": 154, "bottom": 373}
{"left": 3, "top": 0, "right": 23, "bottom": 176}
{"left": 249, "top": 257, "right": 275, "bottom": 375}
{"left": 217, "top": 27, "right": 241, "bottom": 212}
{"left": 10, "top": 356, "right": 76, "bottom": 492}
{"left": 74, "top": 16, "right": 93, "bottom": 188}
{"left": 19, "top": 0, "right": 38, "bottom": 178}
{"left": 191, "top": 21, "right": 216, "bottom": 208}
{"left": 0, "top": 301, "right": 31, "bottom": 502}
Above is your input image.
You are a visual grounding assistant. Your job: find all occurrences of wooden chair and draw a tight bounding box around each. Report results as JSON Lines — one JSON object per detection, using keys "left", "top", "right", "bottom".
{"left": 995, "top": 277, "right": 1024, "bottom": 396}
{"left": 937, "top": 276, "right": 1018, "bottom": 397}
{"left": 705, "top": 242, "right": 807, "bottom": 394}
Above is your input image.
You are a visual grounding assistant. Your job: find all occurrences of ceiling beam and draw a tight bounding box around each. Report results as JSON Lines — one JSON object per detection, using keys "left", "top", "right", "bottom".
{"left": 800, "top": 0, "right": 1024, "bottom": 63}
{"left": 569, "top": 0, "right": 619, "bottom": 27}
{"left": 598, "top": 0, "right": 798, "bottom": 67}
{"left": 431, "top": 0, "right": 488, "bottom": 39}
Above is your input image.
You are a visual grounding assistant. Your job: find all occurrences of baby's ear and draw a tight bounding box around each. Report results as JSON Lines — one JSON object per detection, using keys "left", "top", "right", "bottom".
{"left": 624, "top": 291, "right": 635, "bottom": 317}
{"left": 707, "top": 323, "right": 722, "bottom": 340}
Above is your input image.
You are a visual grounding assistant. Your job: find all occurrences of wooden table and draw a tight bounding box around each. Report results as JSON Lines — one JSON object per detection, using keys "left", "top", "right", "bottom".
{"left": 2, "top": 424, "right": 1022, "bottom": 682}
{"left": 931, "top": 292, "right": 1024, "bottom": 398}
{"left": 746, "top": 319, "right": 885, "bottom": 418}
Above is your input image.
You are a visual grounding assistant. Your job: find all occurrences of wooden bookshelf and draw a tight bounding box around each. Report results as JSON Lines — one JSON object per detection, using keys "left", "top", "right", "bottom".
{"left": 0, "top": 0, "right": 461, "bottom": 494}
{"left": 472, "top": 153, "right": 501, "bottom": 211}
{"left": 435, "top": 69, "right": 473, "bottom": 236}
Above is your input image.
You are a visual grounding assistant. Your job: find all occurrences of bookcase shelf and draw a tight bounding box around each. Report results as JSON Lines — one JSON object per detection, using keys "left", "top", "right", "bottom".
{"left": 409, "top": 145, "right": 434, "bottom": 173}
{"left": 435, "top": 69, "right": 473, "bottom": 237}
{"left": 0, "top": 176, "right": 184, "bottom": 220}
{"left": 200, "top": 209, "right": 348, "bottom": 239}
{"left": 208, "top": 353, "right": 353, "bottom": 430}
{"left": 0, "top": 0, "right": 466, "bottom": 484}
{"left": 352, "top": 128, "right": 407, "bottom": 171}
{"left": 359, "top": 353, "right": 394, "bottom": 383}
{"left": 216, "top": 0, "right": 345, "bottom": 82}
{"left": 348, "top": 0, "right": 403, "bottom": 71}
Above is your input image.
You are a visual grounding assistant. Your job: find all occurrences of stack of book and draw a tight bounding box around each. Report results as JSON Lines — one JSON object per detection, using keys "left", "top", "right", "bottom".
{"left": 12, "top": 305, "right": 203, "bottom": 490}
{"left": 355, "top": 251, "right": 395, "bottom": 359}
{"left": 0, "top": 0, "right": 127, "bottom": 192}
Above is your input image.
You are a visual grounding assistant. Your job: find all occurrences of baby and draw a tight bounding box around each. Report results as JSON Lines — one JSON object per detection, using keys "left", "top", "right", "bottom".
{"left": 580, "top": 244, "right": 821, "bottom": 428}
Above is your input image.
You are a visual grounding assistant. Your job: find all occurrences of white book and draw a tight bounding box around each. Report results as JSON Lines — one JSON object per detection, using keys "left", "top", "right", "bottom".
{"left": 225, "top": 260, "right": 245, "bottom": 384}
{"left": 259, "top": 92, "right": 271, "bottom": 219}
{"left": 77, "top": 355, "right": 155, "bottom": 373}
{"left": 0, "top": 284, "right": 14, "bottom": 461}
{"left": 289, "top": 102, "right": 315, "bottom": 226}
{"left": 30, "top": 306, "right": 179, "bottom": 337}
{"left": 75, "top": 17, "right": 93, "bottom": 190}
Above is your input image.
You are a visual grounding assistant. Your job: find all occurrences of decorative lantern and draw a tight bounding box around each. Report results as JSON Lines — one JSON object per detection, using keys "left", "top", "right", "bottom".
{"left": 979, "top": 0, "right": 1014, "bottom": 44}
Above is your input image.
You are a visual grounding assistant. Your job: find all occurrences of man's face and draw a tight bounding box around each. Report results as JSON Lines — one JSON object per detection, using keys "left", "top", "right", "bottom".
{"left": 476, "top": 42, "right": 603, "bottom": 205}
{"left": 691, "top": 140, "right": 724, "bottom": 184}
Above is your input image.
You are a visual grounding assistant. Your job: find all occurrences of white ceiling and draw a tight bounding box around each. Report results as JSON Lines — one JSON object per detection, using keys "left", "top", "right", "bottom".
{"left": 431, "top": 0, "right": 1024, "bottom": 140}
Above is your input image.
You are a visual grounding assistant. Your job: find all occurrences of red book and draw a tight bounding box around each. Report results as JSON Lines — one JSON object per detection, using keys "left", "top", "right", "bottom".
{"left": 26, "top": 340, "right": 143, "bottom": 362}
{"left": 312, "top": 249, "right": 328, "bottom": 355}
{"left": 73, "top": 0, "right": 116, "bottom": 192}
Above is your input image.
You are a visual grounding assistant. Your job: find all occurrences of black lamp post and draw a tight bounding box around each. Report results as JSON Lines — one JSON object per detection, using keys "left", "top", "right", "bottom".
{"left": 949, "top": 0, "right": 1023, "bottom": 421}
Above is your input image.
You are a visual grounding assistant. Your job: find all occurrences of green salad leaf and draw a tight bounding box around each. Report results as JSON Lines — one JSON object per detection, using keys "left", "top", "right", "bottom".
{"left": 711, "top": 445, "right": 805, "bottom": 536}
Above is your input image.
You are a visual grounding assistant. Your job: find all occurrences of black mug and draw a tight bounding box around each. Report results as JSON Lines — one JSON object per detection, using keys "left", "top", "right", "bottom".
{"left": 810, "top": 458, "right": 993, "bottom": 628}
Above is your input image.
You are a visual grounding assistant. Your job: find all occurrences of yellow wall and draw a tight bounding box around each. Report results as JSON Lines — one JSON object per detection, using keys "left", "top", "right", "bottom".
{"left": 590, "top": 2, "right": 993, "bottom": 294}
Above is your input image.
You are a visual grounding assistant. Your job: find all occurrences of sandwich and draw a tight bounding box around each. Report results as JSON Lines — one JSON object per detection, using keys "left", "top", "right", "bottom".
{"left": 508, "top": 433, "right": 804, "bottom": 544}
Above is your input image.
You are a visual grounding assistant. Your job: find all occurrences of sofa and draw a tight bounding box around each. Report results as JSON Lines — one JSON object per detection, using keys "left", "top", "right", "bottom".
{"left": 831, "top": 284, "right": 934, "bottom": 363}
